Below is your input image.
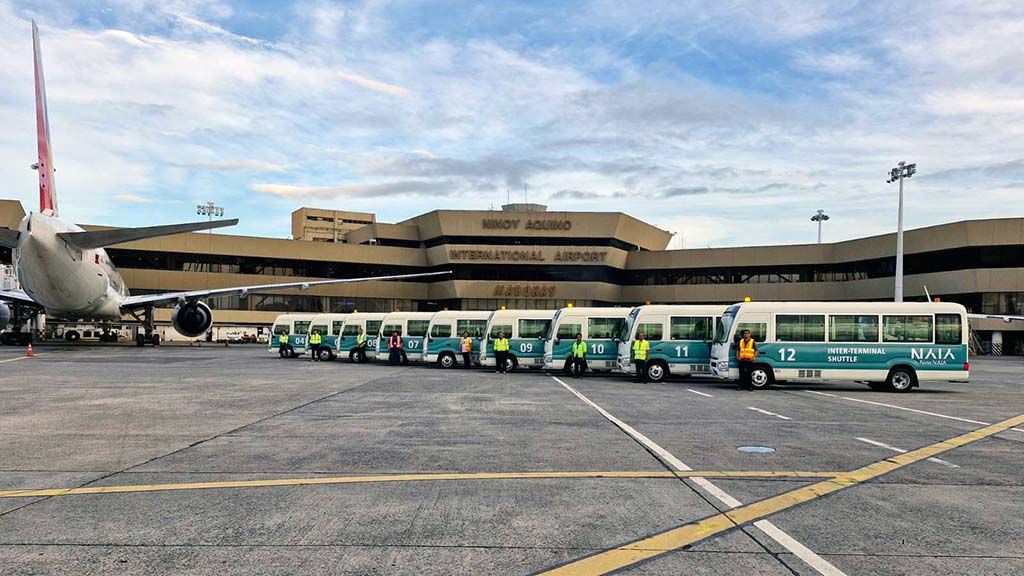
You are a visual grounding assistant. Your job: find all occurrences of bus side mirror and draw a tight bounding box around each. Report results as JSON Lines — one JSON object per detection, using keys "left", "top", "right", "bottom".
{"left": 613, "top": 337, "right": 620, "bottom": 343}
{"left": 554, "top": 338, "right": 560, "bottom": 344}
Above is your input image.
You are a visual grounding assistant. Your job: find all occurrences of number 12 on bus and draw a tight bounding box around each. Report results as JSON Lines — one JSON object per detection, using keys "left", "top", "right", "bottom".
{"left": 709, "top": 301, "right": 969, "bottom": 392}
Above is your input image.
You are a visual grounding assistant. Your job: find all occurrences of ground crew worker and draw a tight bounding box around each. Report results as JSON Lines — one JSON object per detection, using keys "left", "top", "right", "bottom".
{"left": 460, "top": 330, "right": 473, "bottom": 368}
{"left": 354, "top": 327, "right": 367, "bottom": 363}
{"left": 277, "top": 330, "right": 289, "bottom": 356}
{"left": 388, "top": 330, "right": 403, "bottom": 365}
{"left": 309, "top": 329, "right": 322, "bottom": 362}
{"left": 570, "top": 332, "right": 587, "bottom": 378}
{"left": 493, "top": 331, "right": 510, "bottom": 374}
{"left": 632, "top": 331, "right": 650, "bottom": 382}
{"left": 737, "top": 328, "right": 758, "bottom": 390}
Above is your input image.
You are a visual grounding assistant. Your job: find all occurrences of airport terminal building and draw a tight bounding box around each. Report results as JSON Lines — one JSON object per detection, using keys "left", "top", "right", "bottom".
{"left": 2, "top": 200, "right": 1023, "bottom": 353}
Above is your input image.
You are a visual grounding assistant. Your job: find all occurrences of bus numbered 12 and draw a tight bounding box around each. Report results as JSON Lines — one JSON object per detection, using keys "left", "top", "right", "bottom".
{"left": 710, "top": 301, "right": 969, "bottom": 392}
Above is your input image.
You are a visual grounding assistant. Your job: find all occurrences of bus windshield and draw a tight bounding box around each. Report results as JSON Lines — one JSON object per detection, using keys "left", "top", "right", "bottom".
{"left": 547, "top": 310, "right": 563, "bottom": 340}
{"left": 714, "top": 308, "right": 739, "bottom": 343}
{"left": 618, "top": 309, "right": 639, "bottom": 341}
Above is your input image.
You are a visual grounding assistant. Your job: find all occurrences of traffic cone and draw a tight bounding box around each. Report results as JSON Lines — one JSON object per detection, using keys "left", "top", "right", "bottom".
{"left": 25, "top": 343, "right": 34, "bottom": 358}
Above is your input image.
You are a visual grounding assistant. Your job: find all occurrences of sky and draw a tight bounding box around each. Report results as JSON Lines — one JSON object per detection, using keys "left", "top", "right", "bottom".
{"left": 1, "top": 0, "right": 1023, "bottom": 249}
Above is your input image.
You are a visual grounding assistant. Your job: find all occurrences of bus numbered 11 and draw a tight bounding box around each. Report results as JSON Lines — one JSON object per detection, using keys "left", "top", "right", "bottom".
{"left": 710, "top": 301, "right": 969, "bottom": 392}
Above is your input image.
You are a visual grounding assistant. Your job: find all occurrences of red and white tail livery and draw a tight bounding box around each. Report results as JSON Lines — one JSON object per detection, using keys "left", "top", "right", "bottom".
{"left": 32, "top": 20, "right": 57, "bottom": 217}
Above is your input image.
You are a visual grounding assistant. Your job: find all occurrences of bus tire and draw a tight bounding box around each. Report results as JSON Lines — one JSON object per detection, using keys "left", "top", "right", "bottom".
{"left": 152, "top": 334, "right": 160, "bottom": 347}
{"left": 65, "top": 330, "right": 80, "bottom": 343}
{"left": 505, "top": 355, "right": 519, "bottom": 373}
{"left": 136, "top": 334, "right": 145, "bottom": 347}
{"left": 279, "top": 346, "right": 291, "bottom": 359}
{"left": 318, "top": 348, "right": 334, "bottom": 361}
{"left": 562, "top": 358, "right": 573, "bottom": 375}
{"left": 438, "top": 352, "right": 456, "bottom": 369}
{"left": 886, "top": 366, "right": 917, "bottom": 393}
{"left": 646, "top": 360, "right": 669, "bottom": 382}
{"left": 349, "top": 350, "right": 359, "bottom": 363}
{"left": 867, "top": 381, "right": 887, "bottom": 391}
{"left": 750, "top": 364, "right": 773, "bottom": 389}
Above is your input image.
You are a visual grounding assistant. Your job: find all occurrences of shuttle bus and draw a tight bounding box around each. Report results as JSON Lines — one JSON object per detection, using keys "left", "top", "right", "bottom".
{"left": 423, "top": 310, "right": 492, "bottom": 368}
{"left": 269, "top": 313, "right": 315, "bottom": 358}
{"left": 710, "top": 301, "right": 969, "bottom": 392}
{"left": 303, "top": 313, "right": 348, "bottom": 360}
{"left": 375, "top": 311, "right": 435, "bottom": 362}
{"left": 479, "top": 309, "right": 555, "bottom": 371}
{"left": 544, "top": 307, "right": 630, "bottom": 373}
{"left": 336, "top": 312, "right": 386, "bottom": 362}
{"left": 616, "top": 305, "right": 727, "bottom": 382}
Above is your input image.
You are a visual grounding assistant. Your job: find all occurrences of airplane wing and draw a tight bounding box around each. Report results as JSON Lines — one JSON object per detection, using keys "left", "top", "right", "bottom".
{"left": 0, "top": 227, "right": 19, "bottom": 249}
{"left": 119, "top": 270, "right": 452, "bottom": 309}
{"left": 58, "top": 219, "right": 238, "bottom": 250}
{"left": 969, "top": 313, "right": 1024, "bottom": 323}
{"left": 0, "top": 288, "right": 36, "bottom": 304}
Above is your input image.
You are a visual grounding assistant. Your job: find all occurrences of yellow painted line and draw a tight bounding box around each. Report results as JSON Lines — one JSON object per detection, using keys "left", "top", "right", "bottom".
{"left": 0, "top": 470, "right": 840, "bottom": 499}
{"left": 538, "top": 412, "right": 1024, "bottom": 576}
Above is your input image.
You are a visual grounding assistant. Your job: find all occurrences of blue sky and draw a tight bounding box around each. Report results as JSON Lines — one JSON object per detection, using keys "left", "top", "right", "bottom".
{"left": 1, "top": 0, "right": 1023, "bottom": 248}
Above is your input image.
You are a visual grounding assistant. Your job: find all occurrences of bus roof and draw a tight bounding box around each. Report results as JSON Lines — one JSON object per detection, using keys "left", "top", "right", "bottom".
{"left": 379, "top": 311, "right": 436, "bottom": 323}
{"left": 428, "top": 310, "right": 492, "bottom": 321}
{"left": 631, "top": 304, "right": 729, "bottom": 315}
{"left": 309, "top": 313, "right": 349, "bottom": 322}
{"left": 486, "top": 309, "right": 557, "bottom": 320}
{"left": 341, "top": 312, "right": 387, "bottom": 321}
{"left": 552, "top": 306, "right": 634, "bottom": 316}
{"left": 728, "top": 301, "right": 967, "bottom": 314}
{"left": 272, "top": 313, "right": 315, "bottom": 324}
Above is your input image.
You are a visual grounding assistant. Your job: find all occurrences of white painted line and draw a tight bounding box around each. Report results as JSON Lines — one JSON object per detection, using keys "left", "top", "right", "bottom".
{"left": 551, "top": 376, "right": 846, "bottom": 576}
{"left": 855, "top": 437, "right": 960, "bottom": 468}
{"left": 747, "top": 406, "right": 792, "bottom": 420}
{"left": 687, "top": 388, "right": 714, "bottom": 398}
{"left": 0, "top": 354, "right": 39, "bottom": 364}
{"left": 801, "top": 390, "right": 1024, "bottom": 435}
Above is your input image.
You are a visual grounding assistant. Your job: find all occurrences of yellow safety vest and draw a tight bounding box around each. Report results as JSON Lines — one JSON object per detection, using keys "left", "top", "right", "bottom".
{"left": 357, "top": 334, "right": 366, "bottom": 346}
{"left": 633, "top": 339, "right": 649, "bottom": 360}
{"left": 738, "top": 338, "right": 756, "bottom": 361}
{"left": 278, "top": 334, "right": 288, "bottom": 343}
{"left": 462, "top": 338, "right": 473, "bottom": 352}
{"left": 310, "top": 333, "right": 322, "bottom": 345}
{"left": 571, "top": 340, "right": 587, "bottom": 357}
{"left": 494, "top": 338, "right": 510, "bottom": 352}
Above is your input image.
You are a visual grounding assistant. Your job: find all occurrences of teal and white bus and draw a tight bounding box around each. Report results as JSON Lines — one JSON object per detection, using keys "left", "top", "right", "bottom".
{"left": 543, "top": 307, "right": 630, "bottom": 373}
{"left": 479, "top": 309, "right": 555, "bottom": 372}
{"left": 375, "top": 311, "right": 434, "bottom": 362}
{"left": 710, "top": 301, "right": 970, "bottom": 392}
{"left": 423, "top": 310, "right": 492, "bottom": 368}
{"left": 336, "top": 312, "right": 385, "bottom": 362}
{"left": 268, "top": 313, "right": 315, "bottom": 358}
{"left": 303, "top": 313, "right": 348, "bottom": 361}
{"left": 615, "top": 305, "right": 727, "bottom": 382}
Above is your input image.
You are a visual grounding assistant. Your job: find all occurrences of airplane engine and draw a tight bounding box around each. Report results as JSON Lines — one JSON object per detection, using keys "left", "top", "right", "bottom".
{"left": 0, "top": 302, "right": 9, "bottom": 328}
{"left": 171, "top": 300, "right": 213, "bottom": 337}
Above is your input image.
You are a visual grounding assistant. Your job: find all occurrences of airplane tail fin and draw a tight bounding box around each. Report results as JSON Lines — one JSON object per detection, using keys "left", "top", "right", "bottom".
{"left": 32, "top": 21, "right": 58, "bottom": 217}
{"left": 57, "top": 219, "right": 239, "bottom": 250}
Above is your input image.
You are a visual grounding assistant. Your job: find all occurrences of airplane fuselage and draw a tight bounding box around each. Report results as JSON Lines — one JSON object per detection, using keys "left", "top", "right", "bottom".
{"left": 14, "top": 212, "right": 127, "bottom": 320}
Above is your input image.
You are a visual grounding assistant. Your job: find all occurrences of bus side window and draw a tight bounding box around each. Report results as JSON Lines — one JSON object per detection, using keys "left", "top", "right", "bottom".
{"left": 294, "top": 321, "right": 310, "bottom": 335}
{"left": 332, "top": 321, "right": 344, "bottom": 336}
{"left": 274, "top": 324, "right": 290, "bottom": 336}
{"left": 490, "top": 324, "right": 512, "bottom": 339}
{"left": 556, "top": 323, "right": 580, "bottom": 340}
{"left": 935, "top": 314, "right": 963, "bottom": 344}
{"left": 637, "top": 322, "right": 663, "bottom": 341}
{"left": 342, "top": 324, "right": 360, "bottom": 337}
{"left": 366, "top": 321, "right": 382, "bottom": 336}
{"left": 431, "top": 323, "right": 452, "bottom": 338}
{"left": 734, "top": 322, "right": 767, "bottom": 342}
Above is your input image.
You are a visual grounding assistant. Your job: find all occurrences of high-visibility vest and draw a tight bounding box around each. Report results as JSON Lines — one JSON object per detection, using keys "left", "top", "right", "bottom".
{"left": 571, "top": 340, "right": 587, "bottom": 357}
{"left": 494, "top": 338, "right": 510, "bottom": 352}
{"left": 633, "top": 339, "right": 649, "bottom": 360}
{"left": 278, "top": 334, "right": 288, "bottom": 344}
{"left": 389, "top": 335, "right": 402, "bottom": 349}
{"left": 310, "top": 333, "right": 322, "bottom": 345}
{"left": 462, "top": 338, "right": 472, "bottom": 353}
{"left": 357, "top": 334, "right": 366, "bottom": 346}
{"left": 738, "top": 338, "right": 757, "bottom": 361}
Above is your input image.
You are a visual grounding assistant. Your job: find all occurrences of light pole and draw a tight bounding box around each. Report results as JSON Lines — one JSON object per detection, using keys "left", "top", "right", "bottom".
{"left": 196, "top": 201, "right": 225, "bottom": 227}
{"left": 810, "top": 209, "right": 829, "bottom": 244}
{"left": 886, "top": 161, "right": 916, "bottom": 302}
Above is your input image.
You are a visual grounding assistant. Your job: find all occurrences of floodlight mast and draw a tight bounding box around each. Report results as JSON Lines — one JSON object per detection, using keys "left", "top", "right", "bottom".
{"left": 886, "top": 162, "right": 916, "bottom": 302}
{"left": 810, "top": 209, "right": 830, "bottom": 244}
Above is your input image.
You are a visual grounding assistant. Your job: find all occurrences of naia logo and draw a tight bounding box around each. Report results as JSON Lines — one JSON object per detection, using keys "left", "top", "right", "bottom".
{"left": 911, "top": 348, "right": 955, "bottom": 360}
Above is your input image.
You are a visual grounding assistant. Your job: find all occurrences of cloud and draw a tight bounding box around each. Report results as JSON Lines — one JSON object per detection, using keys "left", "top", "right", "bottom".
{"left": 113, "top": 193, "right": 155, "bottom": 203}
{"left": 549, "top": 189, "right": 602, "bottom": 200}
{"left": 793, "top": 50, "right": 870, "bottom": 74}
{"left": 660, "top": 186, "right": 709, "bottom": 197}
{"left": 249, "top": 180, "right": 452, "bottom": 199}
{"left": 336, "top": 70, "right": 410, "bottom": 97}
{"left": 169, "top": 160, "right": 288, "bottom": 172}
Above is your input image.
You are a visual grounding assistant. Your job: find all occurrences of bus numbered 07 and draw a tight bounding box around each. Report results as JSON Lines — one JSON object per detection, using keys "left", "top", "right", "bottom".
{"left": 710, "top": 301, "right": 969, "bottom": 392}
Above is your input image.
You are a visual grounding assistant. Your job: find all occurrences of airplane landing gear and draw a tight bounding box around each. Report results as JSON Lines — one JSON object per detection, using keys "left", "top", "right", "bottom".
{"left": 130, "top": 305, "right": 161, "bottom": 347}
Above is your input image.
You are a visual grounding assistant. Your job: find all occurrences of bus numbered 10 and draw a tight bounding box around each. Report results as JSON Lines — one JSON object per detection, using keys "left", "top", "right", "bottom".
{"left": 710, "top": 301, "right": 969, "bottom": 392}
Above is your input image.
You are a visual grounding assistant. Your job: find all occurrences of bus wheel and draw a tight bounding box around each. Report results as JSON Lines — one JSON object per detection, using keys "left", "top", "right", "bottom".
{"left": 349, "top": 350, "right": 359, "bottom": 363}
{"left": 65, "top": 330, "right": 80, "bottom": 343}
{"left": 136, "top": 334, "right": 145, "bottom": 347}
{"left": 505, "top": 355, "right": 519, "bottom": 373}
{"left": 886, "top": 367, "right": 916, "bottom": 393}
{"left": 319, "top": 348, "right": 334, "bottom": 361}
{"left": 438, "top": 352, "right": 456, "bottom": 369}
{"left": 562, "top": 358, "right": 574, "bottom": 375}
{"left": 867, "top": 382, "right": 887, "bottom": 391}
{"left": 279, "top": 346, "right": 290, "bottom": 359}
{"left": 750, "top": 365, "right": 773, "bottom": 389}
{"left": 646, "top": 361, "right": 668, "bottom": 382}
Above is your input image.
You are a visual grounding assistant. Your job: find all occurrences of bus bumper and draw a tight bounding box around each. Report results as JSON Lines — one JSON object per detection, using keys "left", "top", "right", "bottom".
{"left": 711, "top": 360, "right": 732, "bottom": 379}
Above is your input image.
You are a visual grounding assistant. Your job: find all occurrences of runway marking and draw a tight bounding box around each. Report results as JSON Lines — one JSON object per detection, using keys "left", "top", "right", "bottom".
{"left": 686, "top": 388, "right": 714, "bottom": 398}
{"left": 537, "top": 412, "right": 1024, "bottom": 576}
{"left": 747, "top": 406, "right": 792, "bottom": 420}
{"left": 0, "top": 470, "right": 843, "bottom": 499}
{"left": 550, "top": 376, "right": 846, "bottom": 576}
{"left": 855, "top": 437, "right": 959, "bottom": 468}
{"left": 0, "top": 354, "right": 40, "bottom": 364}
{"left": 801, "top": 390, "right": 1024, "bottom": 435}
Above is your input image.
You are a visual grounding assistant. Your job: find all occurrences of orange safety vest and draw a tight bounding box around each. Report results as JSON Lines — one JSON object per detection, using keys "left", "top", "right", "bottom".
{"left": 738, "top": 338, "right": 757, "bottom": 361}
{"left": 461, "top": 337, "right": 472, "bottom": 353}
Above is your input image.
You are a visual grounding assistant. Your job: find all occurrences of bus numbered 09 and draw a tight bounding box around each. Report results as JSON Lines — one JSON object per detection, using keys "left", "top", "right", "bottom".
{"left": 479, "top": 309, "right": 555, "bottom": 372}
{"left": 710, "top": 301, "right": 969, "bottom": 392}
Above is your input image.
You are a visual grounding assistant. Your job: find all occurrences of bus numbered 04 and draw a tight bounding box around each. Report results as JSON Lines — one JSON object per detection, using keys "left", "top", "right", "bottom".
{"left": 710, "top": 301, "right": 969, "bottom": 392}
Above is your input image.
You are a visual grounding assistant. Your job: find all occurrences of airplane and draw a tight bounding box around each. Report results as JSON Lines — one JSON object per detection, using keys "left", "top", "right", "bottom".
{"left": 0, "top": 22, "right": 449, "bottom": 346}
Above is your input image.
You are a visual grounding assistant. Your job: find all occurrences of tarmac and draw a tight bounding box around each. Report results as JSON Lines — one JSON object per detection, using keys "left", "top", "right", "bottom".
{"left": 0, "top": 344, "right": 1021, "bottom": 575}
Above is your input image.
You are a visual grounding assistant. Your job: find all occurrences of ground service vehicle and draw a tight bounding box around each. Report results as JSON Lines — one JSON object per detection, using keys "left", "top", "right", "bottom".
{"left": 616, "top": 305, "right": 726, "bottom": 382}
{"left": 424, "top": 310, "right": 491, "bottom": 368}
{"left": 375, "top": 312, "right": 435, "bottom": 362}
{"left": 268, "top": 313, "right": 314, "bottom": 358}
{"left": 337, "top": 313, "right": 386, "bottom": 362}
{"left": 480, "top": 309, "right": 555, "bottom": 371}
{"left": 303, "top": 313, "right": 348, "bottom": 360}
{"left": 710, "top": 301, "right": 969, "bottom": 392}
{"left": 544, "top": 307, "right": 630, "bottom": 373}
